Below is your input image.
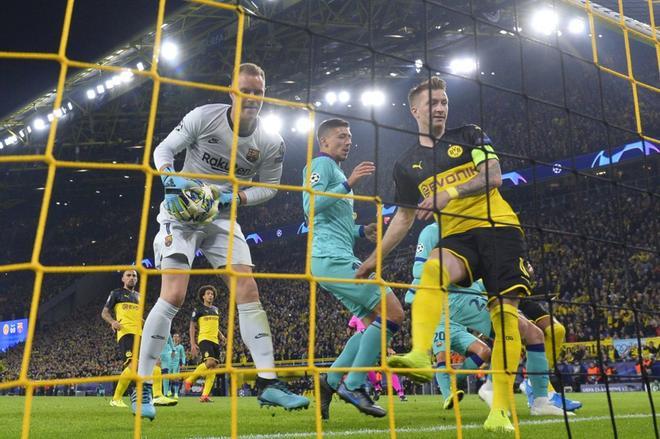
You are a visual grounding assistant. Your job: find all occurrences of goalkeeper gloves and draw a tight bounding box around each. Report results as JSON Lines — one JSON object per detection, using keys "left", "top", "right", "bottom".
{"left": 161, "top": 166, "right": 200, "bottom": 221}
{"left": 218, "top": 192, "right": 240, "bottom": 210}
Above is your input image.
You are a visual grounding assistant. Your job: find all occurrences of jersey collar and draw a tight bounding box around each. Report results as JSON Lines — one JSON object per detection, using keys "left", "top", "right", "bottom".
{"left": 318, "top": 152, "right": 339, "bottom": 163}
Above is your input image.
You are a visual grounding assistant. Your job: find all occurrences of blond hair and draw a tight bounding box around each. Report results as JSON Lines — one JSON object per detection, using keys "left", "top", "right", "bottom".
{"left": 408, "top": 76, "right": 447, "bottom": 107}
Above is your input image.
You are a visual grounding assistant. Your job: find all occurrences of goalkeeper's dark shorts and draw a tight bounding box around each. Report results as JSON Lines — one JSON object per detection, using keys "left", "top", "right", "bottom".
{"left": 439, "top": 226, "right": 532, "bottom": 301}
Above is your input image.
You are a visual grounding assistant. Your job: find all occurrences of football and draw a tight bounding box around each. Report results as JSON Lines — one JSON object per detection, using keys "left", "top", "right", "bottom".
{"left": 178, "top": 183, "right": 219, "bottom": 224}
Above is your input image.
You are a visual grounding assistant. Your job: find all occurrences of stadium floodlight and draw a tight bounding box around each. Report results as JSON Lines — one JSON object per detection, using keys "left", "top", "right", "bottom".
{"left": 47, "top": 113, "right": 54, "bottom": 122}
{"left": 325, "top": 91, "right": 338, "bottom": 105}
{"left": 531, "top": 9, "right": 558, "bottom": 36}
{"left": 53, "top": 108, "right": 63, "bottom": 118}
{"left": 361, "top": 89, "right": 385, "bottom": 107}
{"left": 448, "top": 57, "right": 477, "bottom": 75}
{"left": 105, "top": 79, "right": 115, "bottom": 89}
{"left": 67, "top": 102, "right": 73, "bottom": 110}
{"left": 4, "top": 135, "right": 18, "bottom": 146}
{"left": 96, "top": 84, "right": 105, "bottom": 94}
{"left": 136, "top": 62, "right": 145, "bottom": 71}
{"left": 338, "top": 90, "right": 350, "bottom": 103}
{"left": 568, "top": 18, "right": 585, "bottom": 34}
{"left": 161, "top": 41, "right": 179, "bottom": 61}
{"left": 27, "top": 126, "right": 32, "bottom": 133}
{"left": 86, "top": 89, "right": 96, "bottom": 99}
{"left": 261, "top": 114, "right": 282, "bottom": 134}
{"left": 295, "top": 116, "right": 313, "bottom": 133}
{"left": 120, "top": 70, "right": 134, "bottom": 83}
{"left": 33, "top": 118, "right": 47, "bottom": 130}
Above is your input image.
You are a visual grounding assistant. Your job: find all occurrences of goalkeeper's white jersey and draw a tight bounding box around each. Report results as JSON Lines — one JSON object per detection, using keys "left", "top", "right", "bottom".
{"left": 154, "top": 103, "right": 285, "bottom": 223}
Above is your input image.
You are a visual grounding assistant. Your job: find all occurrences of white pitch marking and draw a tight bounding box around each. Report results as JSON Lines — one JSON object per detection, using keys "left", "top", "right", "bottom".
{"left": 190, "top": 413, "right": 654, "bottom": 439}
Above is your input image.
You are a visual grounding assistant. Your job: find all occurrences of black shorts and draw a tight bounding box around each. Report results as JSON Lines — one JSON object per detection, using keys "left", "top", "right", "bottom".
{"left": 199, "top": 340, "right": 220, "bottom": 363}
{"left": 441, "top": 227, "right": 532, "bottom": 300}
{"left": 519, "top": 299, "right": 550, "bottom": 323}
{"left": 118, "top": 334, "right": 136, "bottom": 367}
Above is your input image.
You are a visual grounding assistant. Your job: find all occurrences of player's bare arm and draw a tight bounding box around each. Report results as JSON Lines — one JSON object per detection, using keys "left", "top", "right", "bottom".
{"left": 189, "top": 320, "right": 199, "bottom": 356}
{"left": 101, "top": 306, "right": 121, "bottom": 331}
{"left": 417, "top": 159, "right": 501, "bottom": 221}
{"left": 356, "top": 206, "right": 416, "bottom": 278}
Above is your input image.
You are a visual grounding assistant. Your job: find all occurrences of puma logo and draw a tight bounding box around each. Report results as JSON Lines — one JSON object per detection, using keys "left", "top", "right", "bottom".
{"left": 412, "top": 161, "right": 423, "bottom": 170}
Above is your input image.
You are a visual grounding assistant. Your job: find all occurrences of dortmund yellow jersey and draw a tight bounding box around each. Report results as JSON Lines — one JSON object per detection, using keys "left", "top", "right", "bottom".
{"left": 392, "top": 124, "right": 520, "bottom": 237}
{"left": 104, "top": 288, "right": 141, "bottom": 341}
{"left": 192, "top": 305, "right": 220, "bottom": 344}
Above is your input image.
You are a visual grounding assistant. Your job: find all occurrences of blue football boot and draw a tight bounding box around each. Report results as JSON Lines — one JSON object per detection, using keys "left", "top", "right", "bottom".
{"left": 131, "top": 383, "right": 156, "bottom": 421}
{"left": 256, "top": 377, "right": 310, "bottom": 411}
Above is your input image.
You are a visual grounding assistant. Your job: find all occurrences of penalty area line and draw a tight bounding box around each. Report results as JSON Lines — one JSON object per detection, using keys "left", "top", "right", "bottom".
{"left": 191, "top": 413, "right": 653, "bottom": 439}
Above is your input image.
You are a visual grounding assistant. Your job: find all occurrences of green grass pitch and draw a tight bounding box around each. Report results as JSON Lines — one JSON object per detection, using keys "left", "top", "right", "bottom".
{"left": 1, "top": 392, "right": 657, "bottom": 438}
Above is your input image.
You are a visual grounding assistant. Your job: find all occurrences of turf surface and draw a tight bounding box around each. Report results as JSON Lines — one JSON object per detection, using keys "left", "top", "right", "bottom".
{"left": 1, "top": 392, "right": 657, "bottom": 438}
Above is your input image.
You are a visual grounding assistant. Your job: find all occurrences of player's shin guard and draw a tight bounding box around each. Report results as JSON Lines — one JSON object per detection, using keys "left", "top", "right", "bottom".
{"left": 202, "top": 372, "right": 216, "bottom": 396}
{"left": 412, "top": 259, "right": 448, "bottom": 354}
{"left": 238, "top": 302, "right": 276, "bottom": 380}
{"left": 344, "top": 318, "right": 399, "bottom": 390}
{"left": 328, "top": 332, "right": 363, "bottom": 389}
{"left": 137, "top": 298, "right": 180, "bottom": 380}
{"left": 152, "top": 365, "right": 163, "bottom": 398}
{"left": 526, "top": 344, "right": 549, "bottom": 398}
{"left": 113, "top": 366, "right": 132, "bottom": 400}
{"left": 490, "top": 303, "right": 522, "bottom": 412}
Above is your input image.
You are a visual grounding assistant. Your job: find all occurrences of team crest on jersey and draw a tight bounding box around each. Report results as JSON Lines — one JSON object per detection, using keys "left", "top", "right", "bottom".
{"left": 448, "top": 144, "right": 463, "bottom": 158}
{"left": 164, "top": 234, "right": 173, "bottom": 247}
{"left": 246, "top": 148, "right": 260, "bottom": 163}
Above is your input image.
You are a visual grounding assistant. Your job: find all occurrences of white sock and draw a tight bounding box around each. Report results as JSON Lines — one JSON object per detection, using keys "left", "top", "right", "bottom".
{"left": 238, "top": 302, "right": 276, "bottom": 380}
{"left": 137, "top": 298, "right": 179, "bottom": 381}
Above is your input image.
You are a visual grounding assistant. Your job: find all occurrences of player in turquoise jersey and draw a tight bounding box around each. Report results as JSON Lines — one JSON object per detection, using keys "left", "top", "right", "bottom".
{"left": 408, "top": 223, "right": 570, "bottom": 416}
{"left": 167, "top": 333, "right": 187, "bottom": 398}
{"left": 302, "top": 118, "right": 404, "bottom": 419}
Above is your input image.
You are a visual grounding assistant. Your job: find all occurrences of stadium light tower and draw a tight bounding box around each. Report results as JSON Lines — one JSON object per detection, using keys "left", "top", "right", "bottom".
{"left": 361, "top": 90, "right": 385, "bottom": 107}
{"left": 261, "top": 114, "right": 282, "bottom": 134}
{"left": 531, "top": 8, "right": 559, "bottom": 35}
{"left": 568, "top": 18, "right": 585, "bottom": 34}
{"left": 295, "top": 116, "right": 313, "bottom": 133}
{"left": 448, "top": 57, "right": 477, "bottom": 75}
{"left": 338, "top": 90, "right": 350, "bottom": 103}
{"left": 325, "top": 91, "right": 338, "bottom": 105}
{"left": 161, "top": 41, "right": 179, "bottom": 61}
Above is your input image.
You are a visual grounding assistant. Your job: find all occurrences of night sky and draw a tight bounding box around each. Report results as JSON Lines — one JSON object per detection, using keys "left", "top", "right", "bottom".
{"left": 1, "top": 1, "right": 184, "bottom": 117}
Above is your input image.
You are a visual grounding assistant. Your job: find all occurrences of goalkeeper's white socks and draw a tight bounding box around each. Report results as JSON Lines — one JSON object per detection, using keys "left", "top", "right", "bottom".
{"left": 238, "top": 302, "right": 277, "bottom": 380}
{"left": 137, "top": 298, "right": 180, "bottom": 381}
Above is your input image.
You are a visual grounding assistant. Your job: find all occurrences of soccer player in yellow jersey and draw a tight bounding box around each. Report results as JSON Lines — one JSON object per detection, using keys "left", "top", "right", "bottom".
{"left": 102, "top": 270, "right": 176, "bottom": 408}
{"left": 184, "top": 285, "right": 226, "bottom": 402}
{"left": 357, "top": 76, "right": 531, "bottom": 433}
{"left": 102, "top": 270, "right": 143, "bottom": 408}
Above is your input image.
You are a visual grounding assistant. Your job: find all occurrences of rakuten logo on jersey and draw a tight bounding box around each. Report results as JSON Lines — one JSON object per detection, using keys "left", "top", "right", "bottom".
{"left": 202, "top": 152, "right": 252, "bottom": 176}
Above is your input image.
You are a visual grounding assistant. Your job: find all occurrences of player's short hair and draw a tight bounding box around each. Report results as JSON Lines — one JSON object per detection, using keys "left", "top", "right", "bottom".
{"left": 239, "top": 63, "right": 265, "bottom": 81}
{"left": 408, "top": 76, "right": 447, "bottom": 107}
{"left": 316, "top": 118, "right": 350, "bottom": 143}
{"left": 197, "top": 285, "right": 217, "bottom": 302}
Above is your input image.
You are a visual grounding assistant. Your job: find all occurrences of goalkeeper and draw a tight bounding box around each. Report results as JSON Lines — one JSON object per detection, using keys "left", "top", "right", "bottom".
{"left": 132, "top": 63, "right": 308, "bottom": 419}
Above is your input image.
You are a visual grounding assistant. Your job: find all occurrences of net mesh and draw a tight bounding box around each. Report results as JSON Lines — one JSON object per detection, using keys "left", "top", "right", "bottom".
{"left": 0, "top": 0, "right": 658, "bottom": 438}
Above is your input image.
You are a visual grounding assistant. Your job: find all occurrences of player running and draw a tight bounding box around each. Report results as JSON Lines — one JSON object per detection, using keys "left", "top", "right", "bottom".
{"left": 133, "top": 63, "right": 309, "bottom": 419}
{"left": 184, "top": 285, "right": 226, "bottom": 402}
{"left": 357, "top": 76, "right": 545, "bottom": 432}
{"left": 408, "top": 223, "right": 571, "bottom": 416}
{"left": 302, "top": 118, "right": 404, "bottom": 419}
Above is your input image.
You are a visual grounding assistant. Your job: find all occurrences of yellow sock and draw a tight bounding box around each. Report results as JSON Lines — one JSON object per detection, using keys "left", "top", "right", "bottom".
{"left": 186, "top": 363, "right": 208, "bottom": 384}
{"left": 113, "top": 367, "right": 132, "bottom": 400}
{"left": 544, "top": 322, "right": 565, "bottom": 393}
{"left": 411, "top": 259, "right": 449, "bottom": 354}
{"left": 202, "top": 372, "right": 216, "bottom": 396}
{"left": 490, "top": 303, "right": 522, "bottom": 412}
{"left": 152, "top": 365, "right": 163, "bottom": 398}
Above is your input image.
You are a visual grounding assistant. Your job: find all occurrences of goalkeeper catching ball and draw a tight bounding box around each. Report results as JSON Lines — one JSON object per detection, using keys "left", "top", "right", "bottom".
{"left": 132, "top": 63, "right": 308, "bottom": 420}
